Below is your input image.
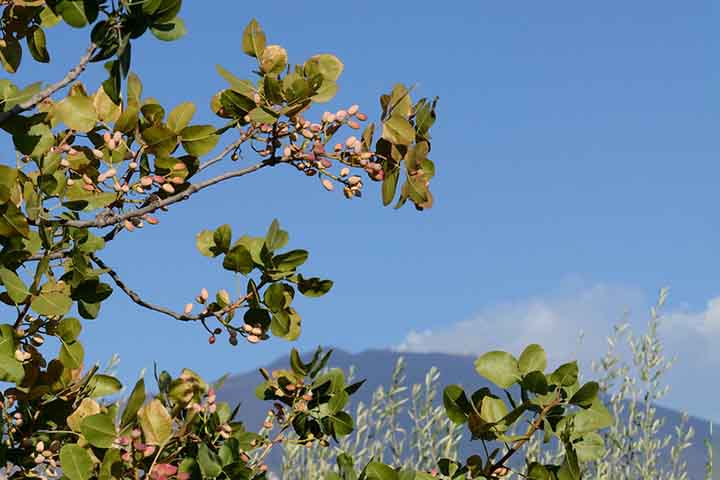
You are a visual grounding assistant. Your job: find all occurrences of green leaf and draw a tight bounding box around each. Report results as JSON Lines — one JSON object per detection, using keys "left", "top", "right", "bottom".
{"left": 138, "top": 399, "right": 173, "bottom": 445}
{"left": 59, "top": 444, "right": 94, "bottom": 480}
{"left": 31, "top": 291, "right": 72, "bottom": 316}
{"left": 518, "top": 344, "right": 547, "bottom": 375}
{"left": 273, "top": 249, "right": 308, "bottom": 271}
{"left": 0, "top": 37, "right": 22, "bottom": 73}
{"left": 121, "top": 378, "right": 146, "bottom": 427}
{"left": 260, "top": 45, "right": 288, "bottom": 75}
{"left": 474, "top": 351, "right": 521, "bottom": 389}
{"left": 297, "top": 275, "right": 333, "bottom": 297}
{"left": 53, "top": 95, "right": 97, "bottom": 132}
{"left": 305, "top": 54, "right": 344, "bottom": 82}
{"left": 442, "top": 385, "right": 469, "bottom": 424}
{"left": 180, "top": 125, "right": 219, "bottom": 156}
{"left": 57, "top": 317, "right": 82, "bottom": 342}
{"left": 247, "top": 106, "right": 278, "bottom": 124}
{"left": 0, "top": 268, "right": 29, "bottom": 304}
{"left": 88, "top": 374, "right": 122, "bottom": 398}
{"left": 150, "top": 17, "right": 187, "bottom": 41}
{"left": 382, "top": 167, "right": 400, "bottom": 206}
{"left": 55, "top": 0, "right": 98, "bottom": 28}
{"left": 27, "top": 27, "right": 50, "bottom": 63}
{"left": 81, "top": 413, "right": 116, "bottom": 448}
{"left": 549, "top": 361, "right": 579, "bottom": 387}
{"left": 480, "top": 396, "right": 509, "bottom": 425}
{"left": 271, "top": 308, "right": 301, "bottom": 340}
{"left": 212, "top": 224, "right": 232, "bottom": 255}
{"left": 195, "top": 230, "right": 216, "bottom": 257}
{"left": 98, "top": 448, "right": 121, "bottom": 480}
{"left": 167, "top": 101, "right": 196, "bottom": 132}
{"left": 574, "top": 399, "right": 613, "bottom": 433}
{"left": 382, "top": 115, "right": 415, "bottom": 145}
{"left": 198, "top": 443, "right": 223, "bottom": 478}
{"left": 0, "top": 325, "right": 24, "bottom": 383}
{"left": 363, "top": 461, "right": 397, "bottom": 480}
{"left": 222, "top": 245, "right": 254, "bottom": 274}
{"left": 575, "top": 431, "right": 606, "bottom": 461}
{"left": 569, "top": 381, "right": 599, "bottom": 407}
{"left": 0, "top": 203, "right": 29, "bottom": 238}
{"left": 59, "top": 340, "right": 84, "bottom": 370}
{"left": 241, "top": 19, "right": 266, "bottom": 58}
{"left": 522, "top": 370, "right": 549, "bottom": 395}
{"left": 331, "top": 411, "right": 354, "bottom": 436}
{"left": 142, "top": 125, "right": 178, "bottom": 157}
{"left": 265, "top": 219, "right": 288, "bottom": 252}
{"left": 263, "top": 283, "right": 293, "bottom": 312}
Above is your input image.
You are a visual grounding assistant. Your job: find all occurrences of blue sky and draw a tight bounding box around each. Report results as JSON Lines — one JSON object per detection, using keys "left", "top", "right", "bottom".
{"left": 4, "top": 1, "right": 719, "bottom": 421}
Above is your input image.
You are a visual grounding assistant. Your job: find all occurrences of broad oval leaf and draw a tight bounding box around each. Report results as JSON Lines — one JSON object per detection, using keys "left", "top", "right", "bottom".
{"left": 474, "top": 351, "right": 520, "bottom": 389}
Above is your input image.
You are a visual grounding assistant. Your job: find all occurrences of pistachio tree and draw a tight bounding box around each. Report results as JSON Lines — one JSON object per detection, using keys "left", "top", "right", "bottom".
{"left": 0, "top": 1, "right": 608, "bottom": 479}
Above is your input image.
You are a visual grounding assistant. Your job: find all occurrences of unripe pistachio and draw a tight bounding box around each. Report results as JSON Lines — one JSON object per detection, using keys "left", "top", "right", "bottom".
{"left": 305, "top": 168, "right": 317, "bottom": 176}
{"left": 208, "top": 335, "right": 216, "bottom": 345}
{"left": 34, "top": 454, "right": 44, "bottom": 464}
{"left": 348, "top": 104, "right": 360, "bottom": 115}
{"left": 347, "top": 175, "right": 362, "bottom": 186}
{"left": 251, "top": 327, "right": 263, "bottom": 336}
{"left": 345, "top": 136, "right": 358, "bottom": 148}
{"left": 229, "top": 334, "right": 238, "bottom": 346}
{"left": 145, "top": 215, "right": 159, "bottom": 225}
{"left": 310, "top": 123, "right": 322, "bottom": 132}
{"left": 129, "top": 161, "right": 138, "bottom": 169}
{"left": 170, "top": 176, "right": 184, "bottom": 185}
{"left": 140, "top": 176, "right": 153, "bottom": 187}
{"left": 334, "top": 143, "right": 342, "bottom": 152}
{"left": 340, "top": 167, "right": 350, "bottom": 177}
{"left": 359, "top": 158, "right": 369, "bottom": 167}
{"left": 283, "top": 146, "right": 292, "bottom": 159}
{"left": 200, "top": 288, "right": 209, "bottom": 301}
{"left": 103, "top": 132, "right": 112, "bottom": 144}
{"left": 123, "top": 220, "right": 135, "bottom": 232}
{"left": 263, "top": 420, "right": 273, "bottom": 429}
{"left": 153, "top": 175, "right": 165, "bottom": 184}
{"left": 242, "top": 324, "right": 253, "bottom": 333}
{"left": 99, "top": 168, "right": 117, "bottom": 182}
{"left": 91, "top": 148, "right": 104, "bottom": 159}
{"left": 354, "top": 142, "right": 363, "bottom": 154}
{"left": 31, "top": 335, "right": 44, "bottom": 346}
{"left": 336, "top": 110, "right": 348, "bottom": 122}
{"left": 143, "top": 445, "right": 156, "bottom": 457}
{"left": 183, "top": 303, "right": 193, "bottom": 315}
{"left": 60, "top": 158, "right": 70, "bottom": 168}
{"left": 348, "top": 120, "right": 361, "bottom": 129}
{"left": 343, "top": 186, "right": 353, "bottom": 199}
{"left": 301, "top": 129, "right": 314, "bottom": 139}
{"left": 161, "top": 183, "right": 175, "bottom": 194}
{"left": 321, "top": 179, "right": 334, "bottom": 191}
{"left": 356, "top": 112, "right": 368, "bottom": 121}
{"left": 14, "top": 349, "right": 25, "bottom": 362}
{"left": 113, "top": 181, "right": 122, "bottom": 192}
{"left": 82, "top": 174, "right": 93, "bottom": 185}
{"left": 247, "top": 335, "right": 260, "bottom": 344}
{"left": 319, "top": 158, "right": 332, "bottom": 169}
{"left": 107, "top": 139, "right": 117, "bottom": 150}
{"left": 112, "top": 131, "right": 122, "bottom": 143}
{"left": 36, "top": 441, "right": 45, "bottom": 452}
{"left": 322, "top": 111, "right": 336, "bottom": 123}
{"left": 121, "top": 183, "right": 130, "bottom": 193}
{"left": 134, "top": 185, "right": 144, "bottom": 193}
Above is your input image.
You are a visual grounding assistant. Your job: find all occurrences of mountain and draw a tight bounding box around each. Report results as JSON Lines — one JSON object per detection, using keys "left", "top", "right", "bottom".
{"left": 217, "top": 348, "right": 718, "bottom": 477}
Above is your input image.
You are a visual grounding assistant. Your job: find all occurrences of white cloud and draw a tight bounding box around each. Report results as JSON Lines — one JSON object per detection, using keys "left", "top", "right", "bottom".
{"left": 396, "top": 283, "right": 720, "bottom": 421}
{"left": 397, "top": 283, "right": 647, "bottom": 367}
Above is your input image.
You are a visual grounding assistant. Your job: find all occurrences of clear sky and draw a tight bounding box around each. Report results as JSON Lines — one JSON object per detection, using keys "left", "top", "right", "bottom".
{"left": 4, "top": 1, "right": 719, "bottom": 422}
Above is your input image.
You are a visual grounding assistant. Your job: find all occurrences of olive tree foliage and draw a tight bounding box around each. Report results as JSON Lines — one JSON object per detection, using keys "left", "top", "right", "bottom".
{"left": 0, "top": 1, "right": 609, "bottom": 479}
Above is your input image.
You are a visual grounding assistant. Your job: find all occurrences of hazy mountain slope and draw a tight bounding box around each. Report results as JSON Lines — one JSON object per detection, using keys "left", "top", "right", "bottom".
{"left": 218, "top": 349, "right": 717, "bottom": 476}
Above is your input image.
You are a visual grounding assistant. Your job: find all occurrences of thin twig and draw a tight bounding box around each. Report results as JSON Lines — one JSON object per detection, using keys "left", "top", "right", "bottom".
{"left": 198, "top": 129, "right": 255, "bottom": 171}
{"left": 89, "top": 253, "right": 254, "bottom": 323}
{"left": 0, "top": 44, "right": 97, "bottom": 125}
{"left": 62, "top": 160, "right": 272, "bottom": 229}
{"left": 90, "top": 253, "right": 196, "bottom": 322}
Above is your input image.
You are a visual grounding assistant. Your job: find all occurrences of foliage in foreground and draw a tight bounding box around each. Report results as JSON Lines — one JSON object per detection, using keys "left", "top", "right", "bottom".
{"left": 282, "top": 290, "right": 715, "bottom": 480}
{"left": 0, "top": 1, "right": 610, "bottom": 478}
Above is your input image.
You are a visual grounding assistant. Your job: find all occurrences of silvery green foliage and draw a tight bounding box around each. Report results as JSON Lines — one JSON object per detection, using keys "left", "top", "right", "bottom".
{"left": 280, "top": 359, "right": 462, "bottom": 478}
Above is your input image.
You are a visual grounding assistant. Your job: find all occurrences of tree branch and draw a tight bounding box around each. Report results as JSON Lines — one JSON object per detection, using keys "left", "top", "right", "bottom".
{"left": 62, "top": 160, "right": 273, "bottom": 229}
{"left": 0, "top": 44, "right": 96, "bottom": 125}
{"left": 90, "top": 253, "right": 196, "bottom": 322}
{"left": 89, "top": 253, "right": 254, "bottom": 323}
